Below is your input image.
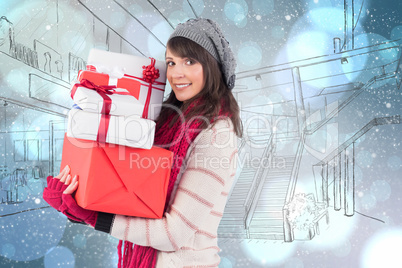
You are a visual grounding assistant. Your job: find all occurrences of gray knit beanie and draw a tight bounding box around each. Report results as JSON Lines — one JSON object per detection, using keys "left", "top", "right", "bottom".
{"left": 168, "top": 18, "right": 237, "bottom": 90}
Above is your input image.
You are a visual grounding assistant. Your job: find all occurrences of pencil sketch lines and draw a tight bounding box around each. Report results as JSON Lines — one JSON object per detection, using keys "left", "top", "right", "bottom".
{"left": 112, "top": 0, "right": 166, "bottom": 47}
{"left": 313, "top": 115, "right": 401, "bottom": 216}
{"left": 77, "top": 0, "right": 145, "bottom": 57}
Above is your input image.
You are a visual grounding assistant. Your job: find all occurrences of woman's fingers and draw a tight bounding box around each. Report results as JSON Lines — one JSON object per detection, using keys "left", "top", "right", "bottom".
{"left": 65, "top": 174, "right": 72, "bottom": 185}
{"left": 59, "top": 166, "right": 70, "bottom": 183}
{"left": 63, "top": 175, "right": 78, "bottom": 195}
{"left": 55, "top": 165, "right": 70, "bottom": 181}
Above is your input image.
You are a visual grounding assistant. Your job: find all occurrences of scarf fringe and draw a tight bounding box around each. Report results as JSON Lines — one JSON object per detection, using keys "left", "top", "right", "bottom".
{"left": 118, "top": 240, "right": 157, "bottom": 268}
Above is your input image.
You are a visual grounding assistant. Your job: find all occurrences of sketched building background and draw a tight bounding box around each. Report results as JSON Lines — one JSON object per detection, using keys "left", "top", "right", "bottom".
{"left": 0, "top": 0, "right": 401, "bottom": 267}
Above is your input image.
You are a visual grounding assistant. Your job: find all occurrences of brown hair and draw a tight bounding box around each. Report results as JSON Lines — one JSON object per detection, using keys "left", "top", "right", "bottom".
{"left": 156, "top": 37, "right": 242, "bottom": 137}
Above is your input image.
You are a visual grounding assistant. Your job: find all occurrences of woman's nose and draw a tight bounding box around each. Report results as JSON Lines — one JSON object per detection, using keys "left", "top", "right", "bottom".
{"left": 170, "top": 66, "right": 185, "bottom": 79}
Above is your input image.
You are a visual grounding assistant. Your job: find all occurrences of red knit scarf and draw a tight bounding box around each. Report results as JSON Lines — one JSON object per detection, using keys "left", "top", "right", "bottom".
{"left": 117, "top": 101, "right": 210, "bottom": 268}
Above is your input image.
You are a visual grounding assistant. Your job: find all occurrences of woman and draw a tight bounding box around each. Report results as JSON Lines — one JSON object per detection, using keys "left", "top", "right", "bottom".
{"left": 43, "top": 18, "right": 242, "bottom": 267}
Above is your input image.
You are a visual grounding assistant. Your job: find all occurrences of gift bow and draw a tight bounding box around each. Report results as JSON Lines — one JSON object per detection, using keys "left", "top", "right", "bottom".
{"left": 124, "top": 57, "right": 166, "bottom": 119}
{"left": 83, "top": 58, "right": 166, "bottom": 120}
{"left": 70, "top": 79, "right": 130, "bottom": 143}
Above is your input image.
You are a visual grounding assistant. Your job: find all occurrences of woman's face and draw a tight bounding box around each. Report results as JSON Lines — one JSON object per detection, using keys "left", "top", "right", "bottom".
{"left": 166, "top": 47, "right": 205, "bottom": 102}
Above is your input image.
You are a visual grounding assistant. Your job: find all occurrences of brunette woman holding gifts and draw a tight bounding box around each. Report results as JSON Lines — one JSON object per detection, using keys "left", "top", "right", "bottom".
{"left": 43, "top": 18, "right": 242, "bottom": 267}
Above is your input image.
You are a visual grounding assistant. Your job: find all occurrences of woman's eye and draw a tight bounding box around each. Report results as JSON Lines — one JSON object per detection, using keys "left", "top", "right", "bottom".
{"left": 186, "top": 59, "right": 195, "bottom": 65}
{"left": 166, "top": 61, "right": 174, "bottom": 66}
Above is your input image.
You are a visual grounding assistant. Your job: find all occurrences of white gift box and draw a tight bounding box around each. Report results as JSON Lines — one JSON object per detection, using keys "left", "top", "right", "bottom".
{"left": 67, "top": 109, "right": 155, "bottom": 149}
{"left": 71, "top": 83, "right": 145, "bottom": 116}
{"left": 84, "top": 49, "right": 167, "bottom": 121}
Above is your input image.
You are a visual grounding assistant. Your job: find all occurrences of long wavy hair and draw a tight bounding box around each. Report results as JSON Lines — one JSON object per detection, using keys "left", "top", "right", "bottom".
{"left": 155, "top": 37, "right": 242, "bottom": 138}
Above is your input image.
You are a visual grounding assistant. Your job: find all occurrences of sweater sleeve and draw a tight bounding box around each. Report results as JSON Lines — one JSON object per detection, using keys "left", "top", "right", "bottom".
{"left": 95, "top": 119, "right": 238, "bottom": 251}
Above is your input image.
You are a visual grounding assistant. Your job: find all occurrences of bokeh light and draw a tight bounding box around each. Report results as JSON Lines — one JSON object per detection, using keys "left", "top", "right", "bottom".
{"left": 387, "top": 156, "right": 401, "bottom": 171}
{"left": 360, "top": 193, "right": 377, "bottom": 211}
{"left": 370, "top": 180, "right": 391, "bottom": 202}
{"left": 168, "top": 10, "right": 189, "bottom": 28}
{"left": 356, "top": 150, "right": 373, "bottom": 167}
{"left": 237, "top": 41, "right": 262, "bottom": 67}
{"left": 309, "top": 8, "right": 344, "bottom": 35}
{"left": 271, "top": 25, "right": 285, "bottom": 39}
{"left": 361, "top": 228, "right": 402, "bottom": 268}
{"left": 224, "top": 0, "right": 248, "bottom": 27}
{"left": 182, "top": 0, "right": 205, "bottom": 17}
{"left": 241, "top": 241, "right": 296, "bottom": 266}
{"left": 44, "top": 246, "right": 75, "bottom": 268}
{"left": 0, "top": 208, "right": 66, "bottom": 261}
{"left": 283, "top": 257, "right": 304, "bottom": 268}
{"left": 73, "top": 234, "right": 87, "bottom": 249}
{"left": 252, "top": 0, "right": 274, "bottom": 16}
{"left": 391, "top": 25, "right": 402, "bottom": 41}
{"left": 331, "top": 239, "right": 352, "bottom": 257}
{"left": 147, "top": 21, "right": 172, "bottom": 61}
{"left": 303, "top": 0, "right": 333, "bottom": 9}
{"left": 128, "top": 4, "right": 143, "bottom": 17}
{"left": 220, "top": 256, "right": 234, "bottom": 268}
{"left": 110, "top": 11, "right": 127, "bottom": 29}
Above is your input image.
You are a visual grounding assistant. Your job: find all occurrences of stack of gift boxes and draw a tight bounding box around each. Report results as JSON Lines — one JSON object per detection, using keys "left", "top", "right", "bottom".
{"left": 60, "top": 49, "right": 173, "bottom": 219}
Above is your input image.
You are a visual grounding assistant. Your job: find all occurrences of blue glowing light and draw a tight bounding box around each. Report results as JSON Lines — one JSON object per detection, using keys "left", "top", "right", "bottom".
{"left": 183, "top": 0, "right": 205, "bottom": 17}
{"left": 252, "top": 0, "right": 274, "bottom": 16}
{"left": 128, "top": 4, "right": 143, "bottom": 17}
{"left": 168, "top": 10, "right": 189, "bottom": 28}
{"left": 148, "top": 21, "right": 173, "bottom": 61}
{"left": 73, "top": 234, "right": 87, "bottom": 249}
{"left": 361, "top": 228, "right": 402, "bottom": 268}
{"left": 387, "top": 156, "right": 401, "bottom": 171}
{"left": 370, "top": 180, "right": 391, "bottom": 202}
{"left": 0, "top": 208, "right": 66, "bottom": 261}
{"left": 44, "top": 246, "right": 75, "bottom": 268}
{"left": 309, "top": 8, "right": 344, "bottom": 35}
{"left": 110, "top": 11, "right": 127, "bottom": 29}
{"left": 241, "top": 241, "right": 296, "bottom": 266}
{"left": 224, "top": 0, "right": 248, "bottom": 26}
{"left": 237, "top": 41, "right": 262, "bottom": 67}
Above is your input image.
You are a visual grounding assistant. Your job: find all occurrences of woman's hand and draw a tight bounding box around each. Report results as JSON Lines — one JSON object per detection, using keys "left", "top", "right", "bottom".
{"left": 63, "top": 174, "right": 78, "bottom": 195}
{"left": 59, "top": 175, "right": 98, "bottom": 227}
{"left": 42, "top": 165, "right": 71, "bottom": 211}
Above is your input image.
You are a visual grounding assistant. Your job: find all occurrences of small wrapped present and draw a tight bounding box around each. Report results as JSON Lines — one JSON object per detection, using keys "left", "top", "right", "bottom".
{"left": 78, "top": 49, "right": 167, "bottom": 121}
{"left": 60, "top": 134, "right": 173, "bottom": 218}
{"left": 70, "top": 79, "right": 145, "bottom": 116}
{"left": 67, "top": 108, "right": 155, "bottom": 149}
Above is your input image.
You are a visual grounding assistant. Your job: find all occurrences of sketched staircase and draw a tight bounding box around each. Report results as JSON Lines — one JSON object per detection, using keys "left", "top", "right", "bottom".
{"left": 218, "top": 165, "right": 257, "bottom": 238}
{"left": 246, "top": 155, "right": 295, "bottom": 240}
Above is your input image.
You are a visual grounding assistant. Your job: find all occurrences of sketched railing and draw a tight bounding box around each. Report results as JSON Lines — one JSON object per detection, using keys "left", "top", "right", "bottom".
{"left": 312, "top": 115, "right": 401, "bottom": 216}
{"left": 305, "top": 58, "right": 401, "bottom": 135}
{"left": 282, "top": 133, "right": 306, "bottom": 242}
{"left": 237, "top": 137, "right": 247, "bottom": 159}
{"left": 396, "top": 46, "right": 402, "bottom": 90}
{"left": 243, "top": 133, "right": 275, "bottom": 230}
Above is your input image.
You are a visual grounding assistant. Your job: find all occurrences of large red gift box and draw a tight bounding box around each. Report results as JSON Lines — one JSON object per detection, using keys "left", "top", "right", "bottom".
{"left": 60, "top": 134, "right": 173, "bottom": 218}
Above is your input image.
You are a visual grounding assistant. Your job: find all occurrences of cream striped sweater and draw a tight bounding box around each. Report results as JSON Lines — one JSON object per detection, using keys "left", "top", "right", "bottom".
{"left": 95, "top": 119, "right": 238, "bottom": 267}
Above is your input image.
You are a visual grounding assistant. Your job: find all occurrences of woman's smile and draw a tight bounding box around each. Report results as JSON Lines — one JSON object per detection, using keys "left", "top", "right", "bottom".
{"left": 174, "top": 83, "right": 192, "bottom": 89}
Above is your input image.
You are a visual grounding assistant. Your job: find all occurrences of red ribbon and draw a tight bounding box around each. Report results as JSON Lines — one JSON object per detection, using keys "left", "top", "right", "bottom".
{"left": 71, "top": 79, "right": 130, "bottom": 143}
{"left": 84, "top": 58, "right": 166, "bottom": 120}
{"left": 105, "top": 58, "right": 166, "bottom": 119}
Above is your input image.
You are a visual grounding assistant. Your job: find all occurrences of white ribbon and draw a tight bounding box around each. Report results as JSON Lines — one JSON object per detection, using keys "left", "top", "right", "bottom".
{"left": 90, "top": 63, "right": 126, "bottom": 79}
